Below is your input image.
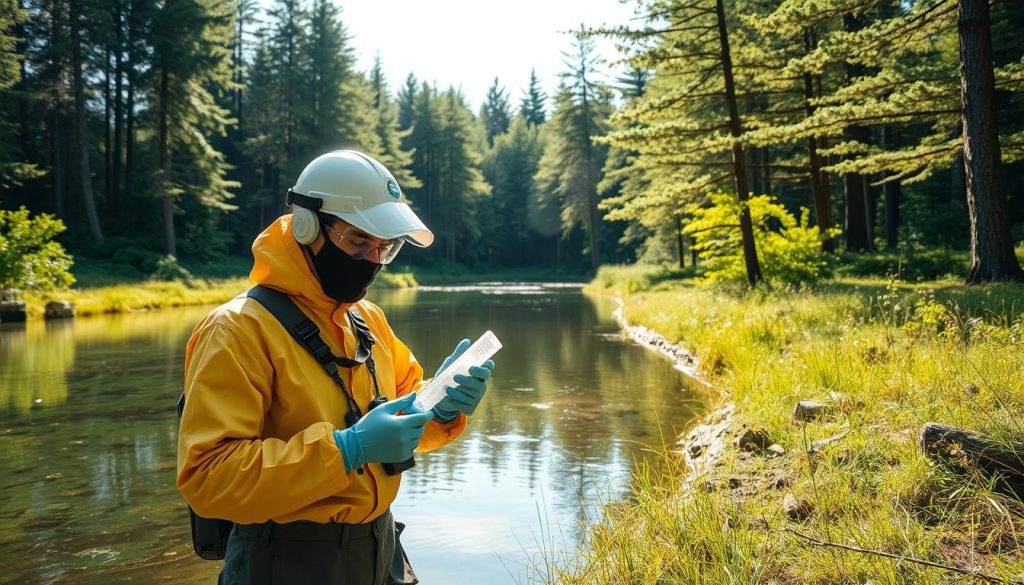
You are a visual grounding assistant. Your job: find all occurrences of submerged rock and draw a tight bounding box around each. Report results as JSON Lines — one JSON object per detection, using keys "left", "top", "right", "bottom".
{"left": 45, "top": 300, "right": 75, "bottom": 319}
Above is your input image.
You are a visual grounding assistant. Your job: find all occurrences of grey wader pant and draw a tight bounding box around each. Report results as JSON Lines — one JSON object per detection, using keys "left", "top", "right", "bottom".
{"left": 218, "top": 511, "right": 397, "bottom": 585}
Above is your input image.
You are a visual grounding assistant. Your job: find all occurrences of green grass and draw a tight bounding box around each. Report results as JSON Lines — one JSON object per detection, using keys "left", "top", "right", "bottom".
{"left": 18, "top": 254, "right": 586, "bottom": 318}
{"left": 20, "top": 264, "right": 419, "bottom": 318}
{"left": 555, "top": 267, "right": 1024, "bottom": 584}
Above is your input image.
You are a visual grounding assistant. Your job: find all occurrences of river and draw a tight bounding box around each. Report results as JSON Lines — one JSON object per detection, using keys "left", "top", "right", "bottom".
{"left": 0, "top": 283, "right": 706, "bottom": 584}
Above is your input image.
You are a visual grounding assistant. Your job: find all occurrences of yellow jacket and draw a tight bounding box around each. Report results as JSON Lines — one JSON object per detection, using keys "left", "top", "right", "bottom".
{"left": 176, "top": 215, "right": 465, "bottom": 525}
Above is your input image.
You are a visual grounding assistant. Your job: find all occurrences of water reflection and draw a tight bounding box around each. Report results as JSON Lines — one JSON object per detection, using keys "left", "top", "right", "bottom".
{"left": 0, "top": 286, "right": 705, "bottom": 584}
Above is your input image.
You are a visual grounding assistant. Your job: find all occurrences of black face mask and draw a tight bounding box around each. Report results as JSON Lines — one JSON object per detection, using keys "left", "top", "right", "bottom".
{"left": 310, "top": 235, "right": 383, "bottom": 303}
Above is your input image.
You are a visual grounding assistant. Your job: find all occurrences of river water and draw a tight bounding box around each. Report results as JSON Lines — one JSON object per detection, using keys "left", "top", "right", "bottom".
{"left": 0, "top": 283, "right": 706, "bottom": 584}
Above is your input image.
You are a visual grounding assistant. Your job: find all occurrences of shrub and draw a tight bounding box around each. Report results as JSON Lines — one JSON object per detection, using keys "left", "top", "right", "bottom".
{"left": 0, "top": 206, "right": 75, "bottom": 290}
{"left": 684, "top": 193, "right": 839, "bottom": 285}
{"left": 149, "top": 255, "right": 193, "bottom": 282}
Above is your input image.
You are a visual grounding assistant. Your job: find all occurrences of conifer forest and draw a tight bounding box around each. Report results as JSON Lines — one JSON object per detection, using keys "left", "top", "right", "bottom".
{"left": 0, "top": 0, "right": 1022, "bottom": 283}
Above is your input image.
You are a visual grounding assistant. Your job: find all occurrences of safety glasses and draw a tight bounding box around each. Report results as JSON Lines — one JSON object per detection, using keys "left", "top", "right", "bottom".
{"left": 323, "top": 221, "right": 405, "bottom": 265}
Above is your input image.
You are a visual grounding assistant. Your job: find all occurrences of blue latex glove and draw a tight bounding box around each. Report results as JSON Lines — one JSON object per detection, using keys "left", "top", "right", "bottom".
{"left": 431, "top": 339, "right": 495, "bottom": 422}
{"left": 333, "top": 393, "right": 434, "bottom": 473}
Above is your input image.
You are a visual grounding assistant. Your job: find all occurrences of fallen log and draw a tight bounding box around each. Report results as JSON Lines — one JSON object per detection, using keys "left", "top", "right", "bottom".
{"left": 919, "top": 422, "right": 1024, "bottom": 499}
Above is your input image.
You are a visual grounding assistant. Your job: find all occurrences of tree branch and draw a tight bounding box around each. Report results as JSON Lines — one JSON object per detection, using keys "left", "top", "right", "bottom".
{"left": 783, "top": 528, "right": 1021, "bottom": 584}
{"left": 687, "top": 223, "right": 741, "bottom": 235}
{"left": 801, "top": 109, "right": 961, "bottom": 133}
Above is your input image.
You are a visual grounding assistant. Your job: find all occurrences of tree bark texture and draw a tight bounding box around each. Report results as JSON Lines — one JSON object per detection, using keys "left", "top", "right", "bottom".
{"left": 159, "top": 64, "right": 175, "bottom": 256}
{"left": 803, "top": 30, "right": 833, "bottom": 253}
{"left": 881, "top": 126, "right": 901, "bottom": 249}
{"left": 677, "top": 215, "right": 685, "bottom": 269}
{"left": 716, "top": 0, "right": 763, "bottom": 286}
{"left": 883, "top": 176, "right": 901, "bottom": 250}
{"left": 920, "top": 422, "right": 1024, "bottom": 498}
{"left": 958, "top": 0, "right": 1024, "bottom": 282}
{"left": 70, "top": 0, "right": 104, "bottom": 244}
{"left": 842, "top": 14, "right": 873, "bottom": 253}
{"left": 111, "top": 0, "right": 124, "bottom": 210}
{"left": 49, "top": 0, "right": 66, "bottom": 217}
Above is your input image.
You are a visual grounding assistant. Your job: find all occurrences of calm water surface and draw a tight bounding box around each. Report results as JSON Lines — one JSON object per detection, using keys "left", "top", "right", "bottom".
{"left": 0, "top": 284, "right": 706, "bottom": 584}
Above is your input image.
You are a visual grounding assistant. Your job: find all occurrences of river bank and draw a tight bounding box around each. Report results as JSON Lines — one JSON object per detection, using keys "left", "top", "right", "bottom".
{"left": 16, "top": 260, "right": 590, "bottom": 318}
{"left": 559, "top": 265, "right": 1024, "bottom": 584}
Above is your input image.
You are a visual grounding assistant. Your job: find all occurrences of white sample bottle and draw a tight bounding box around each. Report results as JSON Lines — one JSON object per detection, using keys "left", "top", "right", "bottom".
{"left": 413, "top": 331, "right": 502, "bottom": 412}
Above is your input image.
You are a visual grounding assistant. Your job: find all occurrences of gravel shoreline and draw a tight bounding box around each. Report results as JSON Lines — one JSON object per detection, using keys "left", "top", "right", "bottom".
{"left": 612, "top": 301, "right": 735, "bottom": 483}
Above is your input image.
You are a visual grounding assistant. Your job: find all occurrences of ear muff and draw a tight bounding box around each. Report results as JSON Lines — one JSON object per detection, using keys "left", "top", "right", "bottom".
{"left": 287, "top": 189, "right": 323, "bottom": 245}
{"left": 292, "top": 207, "right": 320, "bottom": 245}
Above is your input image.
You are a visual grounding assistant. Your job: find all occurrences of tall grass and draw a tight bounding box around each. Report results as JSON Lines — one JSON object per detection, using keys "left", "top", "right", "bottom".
{"left": 558, "top": 269, "right": 1024, "bottom": 584}
{"left": 20, "top": 269, "right": 418, "bottom": 317}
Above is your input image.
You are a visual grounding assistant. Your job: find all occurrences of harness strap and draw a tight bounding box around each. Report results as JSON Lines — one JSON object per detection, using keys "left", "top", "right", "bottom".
{"left": 245, "top": 286, "right": 381, "bottom": 415}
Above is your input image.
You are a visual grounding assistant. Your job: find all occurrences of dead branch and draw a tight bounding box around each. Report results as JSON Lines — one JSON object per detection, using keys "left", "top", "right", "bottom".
{"left": 783, "top": 527, "right": 1021, "bottom": 584}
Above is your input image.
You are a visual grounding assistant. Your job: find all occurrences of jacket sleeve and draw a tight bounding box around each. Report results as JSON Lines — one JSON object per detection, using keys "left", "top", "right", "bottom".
{"left": 386, "top": 325, "right": 467, "bottom": 452}
{"left": 176, "top": 321, "right": 349, "bottom": 524}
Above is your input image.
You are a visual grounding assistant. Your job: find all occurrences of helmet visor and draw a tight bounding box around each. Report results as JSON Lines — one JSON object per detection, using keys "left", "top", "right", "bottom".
{"left": 322, "top": 220, "right": 406, "bottom": 265}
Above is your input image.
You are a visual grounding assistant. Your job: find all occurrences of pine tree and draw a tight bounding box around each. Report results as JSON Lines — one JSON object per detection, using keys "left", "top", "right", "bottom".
{"left": 750, "top": 0, "right": 1023, "bottom": 276}
{"left": 242, "top": 30, "right": 281, "bottom": 229}
{"left": 396, "top": 72, "right": 417, "bottom": 132}
{"left": 519, "top": 68, "right": 547, "bottom": 126}
{"left": 304, "top": 0, "right": 376, "bottom": 154}
{"left": 480, "top": 77, "right": 511, "bottom": 146}
{"left": 958, "top": 0, "right": 1023, "bottom": 282}
{"left": 368, "top": 55, "right": 419, "bottom": 189}
{"left": 266, "top": 0, "right": 307, "bottom": 185}
{"left": 0, "top": 0, "right": 35, "bottom": 188}
{"left": 482, "top": 115, "right": 545, "bottom": 264}
{"left": 151, "top": 0, "right": 237, "bottom": 256}
{"left": 534, "top": 32, "right": 614, "bottom": 270}
{"left": 405, "top": 82, "right": 441, "bottom": 230}
{"left": 596, "top": 1, "right": 766, "bottom": 283}
{"left": 436, "top": 88, "right": 489, "bottom": 263}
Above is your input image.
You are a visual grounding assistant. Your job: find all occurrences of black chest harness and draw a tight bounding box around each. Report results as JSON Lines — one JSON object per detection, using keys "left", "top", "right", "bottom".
{"left": 177, "top": 285, "right": 414, "bottom": 560}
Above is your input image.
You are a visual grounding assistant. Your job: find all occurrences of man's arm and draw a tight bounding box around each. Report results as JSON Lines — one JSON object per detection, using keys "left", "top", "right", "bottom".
{"left": 176, "top": 321, "right": 350, "bottom": 524}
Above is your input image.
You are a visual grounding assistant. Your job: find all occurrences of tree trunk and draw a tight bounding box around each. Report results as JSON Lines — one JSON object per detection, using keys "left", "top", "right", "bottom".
{"left": 234, "top": 0, "right": 244, "bottom": 130}
{"left": 881, "top": 126, "right": 901, "bottom": 249}
{"left": 803, "top": 30, "right": 833, "bottom": 253}
{"left": 715, "top": 0, "right": 762, "bottom": 286}
{"left": 841, "top": 15, "right": 873, "bottom": 253}
{"left": 843, "top": 169, "right": 873, "bottom": 252}
{"left": 48, "top": 0, "right": 66, "bottom": 217}
{"left": 111, "top": 0, "right": 124, "bottom": 211}
{"left": 159, "top": 65, "right": 175, "bottom": 256}
{"left": 125, "top": 0, "right": 138, "bottom": 195}
{"left": 958, "top": 0, "right": 1024, "bottom": 282}
{"left": 70, "top": 0, "right": 104, "bottom": 244}
{"left": 103, "top": 44, "right": 111, "bottom": 202}
{"left": 676, "top": 214, "right": 685, "bottom": 269}
{"left": 883, "top": 177, "right": 901, "bottom": 250}
{"left": 750, "top": 147, "right": 763, "bottom": 196}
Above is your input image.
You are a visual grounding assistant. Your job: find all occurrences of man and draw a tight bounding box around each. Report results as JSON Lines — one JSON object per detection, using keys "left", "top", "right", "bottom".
{"left": 176, "top": 150, "right": 494, "bottom": 585}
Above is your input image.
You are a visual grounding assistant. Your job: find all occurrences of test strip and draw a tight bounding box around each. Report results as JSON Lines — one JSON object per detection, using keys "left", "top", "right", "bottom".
{"left": 413, "top": 331, "right": 502, "bottom": 412}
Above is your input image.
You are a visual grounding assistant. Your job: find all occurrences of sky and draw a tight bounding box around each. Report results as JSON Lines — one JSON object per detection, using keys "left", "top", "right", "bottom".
{"left": 335, "top": 0, "right": 642, "bottom": 112}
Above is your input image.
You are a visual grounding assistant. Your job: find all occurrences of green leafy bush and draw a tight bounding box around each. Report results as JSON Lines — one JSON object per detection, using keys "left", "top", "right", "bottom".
{"left": 0, "top": 206, "right": 75, "bottom": 290}
{"left": 150, "top": 255, "right": 193, "bottom": 282}
{"left": 684, "top": 193, "right": 839, "bottom": 285}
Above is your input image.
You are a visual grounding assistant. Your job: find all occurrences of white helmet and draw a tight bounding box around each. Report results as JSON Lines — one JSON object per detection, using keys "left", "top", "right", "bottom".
{"left": 287, "top": 150, "right": 433, "bottom": 248}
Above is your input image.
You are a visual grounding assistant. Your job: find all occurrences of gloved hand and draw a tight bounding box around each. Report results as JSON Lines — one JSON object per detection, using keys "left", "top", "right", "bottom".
{"left": 431, "top": 339, "right": 495, "bottom": 422}
{"left": 333, "top": 392, "right": 434, "bottom": 473}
